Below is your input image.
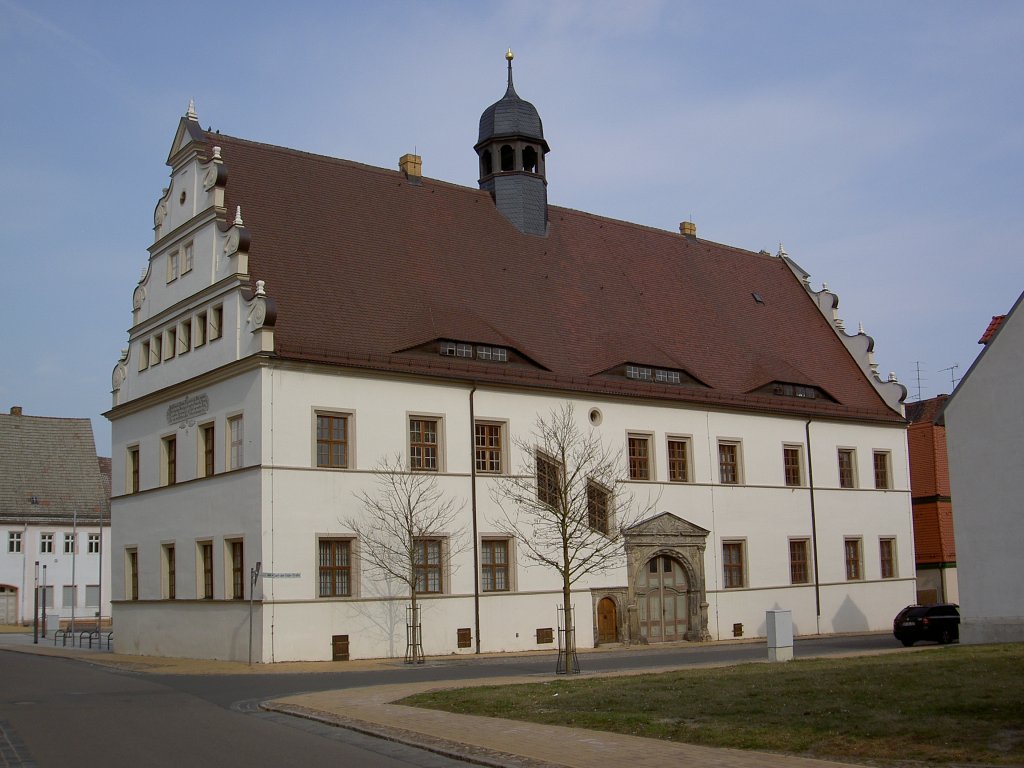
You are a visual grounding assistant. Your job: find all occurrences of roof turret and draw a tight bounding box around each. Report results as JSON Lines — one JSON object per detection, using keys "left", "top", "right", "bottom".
{"left": 477, "top": 49, "right": 548, "bottom": 150}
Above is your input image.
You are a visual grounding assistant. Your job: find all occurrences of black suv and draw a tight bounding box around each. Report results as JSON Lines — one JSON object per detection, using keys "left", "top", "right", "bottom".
{"left": 893, "top": 603, "right": 960, "bottom": 646}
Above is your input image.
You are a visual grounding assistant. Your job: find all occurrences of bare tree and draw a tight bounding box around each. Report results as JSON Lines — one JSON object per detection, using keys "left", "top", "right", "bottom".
{"left": 346, "top": 454, "right": 465, "bottom": 662}
{"left": 490, "top": 404, "right": 651, "bottom": 672}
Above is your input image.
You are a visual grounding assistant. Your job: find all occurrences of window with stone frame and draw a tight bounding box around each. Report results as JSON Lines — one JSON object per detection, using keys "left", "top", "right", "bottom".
{"left": 228, "top": 415, "right": 244, "bottom": 470}
{"left": 587, "top": 480, "right": 612, "bottom": 534}
{"left": 317, "top": 413, "right": 350, "bottom": 469}
{"left": 845, "top": 538, "right": 863, "bottom": 580}
{"left": 229, "top": 540, "right": 244, "bottom": 600}
{"left": 164, "top": 544, "right": 176, "bottom": 600}
{"left": 718, "top": 441, "right": 741, "bottom": 485}
{"left": 318, "top": 538, "right": 352, "bottom": 597}
{"left": 481, "top": 539, "right": 510, "bottom": 592}
{"left": 8, "top": 532, "right": 22, "bottom": 553}
{"left": 474, "top": 422, "right": 503, "bottom": 474}
{"left": 128, "top": 445, "right": 140, "bottom": 493}
{"left": 722, "top": 540, "right": 745, "bottom": 588}
{"left": 783, "top": 445, "right": 803, "bottom": 487}
{"left": 163, "top": 435, "right": 177, "bottom": 486}
{"left": 200, "top": 423, "right": 215, "bottom": 477}
{"left": 873, "top": 451, "right": 891, "bottom": 490}
{"left": 667, "top": 438, "right": 690, "bottom": 482}
{"left": 127, "top": 549, "right": 139, "bottom": 600}
{"left": 789, "top": 538, "right": 810, "bottom": 584}
{"left": 413, "top": 538, "right": 444, "bottom": 594}
{"left": 879, "top": 537, "right": 897, "bottom": 579}
{"left": 838, "top": 448, "right": 857, "bottom": 488}
{"left": 409, "top": 417, "right": 439, "bottom": 472}
{"left": 200, "top": 542, "right": 214, "bottom": 599}
{"left": 535, "top": 450, "right": 562, "bottom": 507}
{"left": 627, "top": 434, "right": 652, "bottom": 480}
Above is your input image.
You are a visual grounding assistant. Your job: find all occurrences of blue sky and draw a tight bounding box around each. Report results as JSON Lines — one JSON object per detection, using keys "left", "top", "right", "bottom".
{"left": 2, "top": 0, "right": 1021, "bottom": 450}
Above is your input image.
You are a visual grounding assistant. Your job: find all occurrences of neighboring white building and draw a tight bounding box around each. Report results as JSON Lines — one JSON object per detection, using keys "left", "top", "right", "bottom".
{"left": 107, "top": 62, "right": 914, "bottom": 662}
{"left": 0, "top": 407, "right": 112, "bottom": 627}
{"left": 943, "top": 293, "right": 1024, "bottom": 644}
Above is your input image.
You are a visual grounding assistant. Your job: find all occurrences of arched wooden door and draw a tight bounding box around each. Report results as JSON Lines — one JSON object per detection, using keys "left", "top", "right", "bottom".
{"left": 597, "top": 597, "right": 617, "bottom": 643}
{"left": 636, "top": 555, "right": 688, "bottom": 642}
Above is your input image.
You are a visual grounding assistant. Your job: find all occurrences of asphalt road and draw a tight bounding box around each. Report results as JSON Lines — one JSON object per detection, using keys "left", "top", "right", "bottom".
{"left": 0, "top": 633, "right": 904, "bottom": 767}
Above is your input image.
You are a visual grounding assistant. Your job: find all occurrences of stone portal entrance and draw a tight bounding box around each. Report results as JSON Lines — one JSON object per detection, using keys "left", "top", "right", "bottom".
{"left": 624, "top": 512, "right": 711, "bottom": 643}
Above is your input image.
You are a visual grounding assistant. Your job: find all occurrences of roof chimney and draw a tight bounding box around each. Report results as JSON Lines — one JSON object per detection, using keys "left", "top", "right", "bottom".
{"left": 399, "top": 153, "right": 422, "bottom": 182}
{"left": 10, "top": 406, "right": 22, "bottom": 416}
{"left": 680, "top": 220, "right": 697, "bottom": 238}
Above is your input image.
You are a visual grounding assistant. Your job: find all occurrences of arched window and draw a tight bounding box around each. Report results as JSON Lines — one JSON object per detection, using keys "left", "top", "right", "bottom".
{"left": 480, "top": 150, "right": 492, "bottom": 177}
{"left": 522, "top": 145, "right": 538, "bottom": 173}
{"left": 500, "top": 144, "right": 515, "bottom": 172}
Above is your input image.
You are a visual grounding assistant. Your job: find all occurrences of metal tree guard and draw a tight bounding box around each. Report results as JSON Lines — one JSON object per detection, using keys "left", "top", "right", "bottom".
{"left": 405, "top": 603, "right": 425, "bottom": 664}
{"left": 556, "top": 604, "right": 579, "bottom": 675}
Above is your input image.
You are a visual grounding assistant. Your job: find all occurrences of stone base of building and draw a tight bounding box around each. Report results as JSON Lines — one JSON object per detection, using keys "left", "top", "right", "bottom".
{"left": 960, "top": 617, "right": 1024, "bottom": 644}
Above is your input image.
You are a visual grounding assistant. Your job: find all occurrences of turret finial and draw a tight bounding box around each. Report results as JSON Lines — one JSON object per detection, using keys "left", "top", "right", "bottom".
{"left": 506, "top": 48, "right": 515, "bottom": 90}
{"left": 187, "top": 98, "right": 197, "bottom": 121}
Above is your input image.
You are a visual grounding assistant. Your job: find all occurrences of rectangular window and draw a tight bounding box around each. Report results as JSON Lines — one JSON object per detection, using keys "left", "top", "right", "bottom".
{"left": 127, "top": 549, "right": 139, "bottom": 600}
{"left": 166, "top": 249, "right": 179, "bottom": 282}
{"left": 873, "top": 451, "right": 891, "bottom": 490}
{"left": 880, "top": 538, "right": 896, "bottom": 579}
{"left": 200, "top": 542, "right": 214, "bottom": 599}
{"left": 587, "top": 481, "right": 611, "bottom": 534}
{"left": 165, "top": 544, "right": 176, "bottom": 600}
{"left": 476, "top": 346, "right": 507, "bottom": 362}
{"left": 228, "top": 416, "right": 244, "bottom": 470}
{"left": 789, "top": 539, "right": 810, "bottom": 584}
{"left": 149, "top": 336, "right": 161, "bottom": 366}
{"left": 536, "top": 451, "right": 562, "bottom": 507}
{"left": 318, "top": 539, "right": 352, "bottom": 597}
{"left": 316, "top": 414, "right": 349, "bottom": 468}
{"left": 85, "top": 585, "right": 99, "bottom": 607}
{"left": 128, "top": 446, "right": 140, "bottom": 493}
{"left": 627, "top": 434, "right": 652, "bottom": 480}
{"left": 655, "top": 369, "right": 681, "bottom": 384}
{"left": 783, "top": 446, "right": 802, "bottom": 487}
{"left": 63, "top": 533, "right": 75, "bottom": 554}
{"left": 845, "top": 538, "right": 863, "bottom": 580}
{"left": 625, "top": 365, "right": 653, "bottom": 381}
{"left": 178, "top": 320, "right": 191, "bottom": 355}
{"left": 40, "top": 533, "right": 54, "bottom": 554}
{"left": 163, "top": 436, "right": 177, "bottom": 486}
{"left": 230, "top": 541, "right": 244, "bottom": 600}
{"left": 414, "top": 538, "right": 443, "bottom": 594}
{"left": 62, "top": 585, "right": 76, "bottom": 608}
{"left": 409, "top": 418, "right": 438, "bottom": 471}
{"left": 838, "top": 449, "right": 856, "bottom": 488}
{"left": 8, "top": 531, "right": 22, "bottom": 553}
{"left": 667, "top": 438, "right": 690, "bottom": 482}
{"left": 209, "top": 305, "right": 223, "bottom": 341}
{"left": 40, "top": 586, "right": 54, "bottom": 609}
{"left": 88, "top": 533, "right": 100, "bottom": 554}
{"left": 182, "top": 242, "right": 194, "bottom": 274}
{"left": 194, "top": 311, "right": 208, "bottom": 347}
{"left": 164, "top": 328, "right": 176, "bottom": 361}
{"left": 200, "top": 423, "right": 215, "bottom": 477}
{"left": 722, "top": 541, "right": 745, "bottom": 588}
{"left": 481, "top": 539, "right": 510, "bottom": 592}
{"left": 138, "top": 340, "right": 149, "bottom": 371}
{"left": 718, "top": 441, "right": 741, "bottom": 485}
{"left": 474, "top": 422, "right": 503, "bottom": 474}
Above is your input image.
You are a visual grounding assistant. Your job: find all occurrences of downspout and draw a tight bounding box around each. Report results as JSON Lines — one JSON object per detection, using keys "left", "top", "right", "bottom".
{"left": 469, "top": 384, "right": 481, "bottom": 653}
{"left": 805, "top": 419, "right": 822, "bottom": 633}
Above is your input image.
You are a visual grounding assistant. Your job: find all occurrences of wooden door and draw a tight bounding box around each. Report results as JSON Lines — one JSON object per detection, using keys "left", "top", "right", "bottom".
{"left": 636, "top": 556, "right": 688, "bottom": 642}
{"left": 597, "top": 597, "right": 617, "bottom": 643}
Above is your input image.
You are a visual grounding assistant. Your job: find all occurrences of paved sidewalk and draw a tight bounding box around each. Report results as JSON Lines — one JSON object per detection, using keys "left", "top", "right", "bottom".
{"left": 266, "top": 674, "right": 857, "bottom": 768}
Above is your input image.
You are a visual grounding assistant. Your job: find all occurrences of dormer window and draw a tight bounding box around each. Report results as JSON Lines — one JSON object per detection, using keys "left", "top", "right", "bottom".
{"left": 773, "top": 383, "right": 819, "bottom": 400}
{"left": 477, "top": 345, "right": 507, "bottom": 362}
{"left": 440, "top": 341, "right": 509, "bottom": 362}
{"left": 440, "top": 342, "right": 473, "bottom": 358}
{"left": 655, "top": 369, "right": 681, "bottom": 385}
{"left": 626, "top": 365, "right": 653, "bottom": 381}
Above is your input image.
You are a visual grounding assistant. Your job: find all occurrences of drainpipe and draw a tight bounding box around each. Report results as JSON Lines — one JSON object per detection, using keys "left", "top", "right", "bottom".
{"left": 805, "top": 419, "right": 822, "bottom": 632}
{"left": 469, "top": 384, "right": 481, "bottom": 653}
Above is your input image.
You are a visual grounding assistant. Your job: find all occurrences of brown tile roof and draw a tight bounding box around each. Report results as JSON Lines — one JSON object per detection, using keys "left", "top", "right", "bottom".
{"left": 905, "top": 394, "right": 949, "bottom": 425}
{"left": 978, "top": 315, "right": 1006, "bottom": 345}
{"left": 207, "top": 133, "right": 902, "bottom": 424}
{"left": 0, "top": 412, "right": 110, "bottom": 523}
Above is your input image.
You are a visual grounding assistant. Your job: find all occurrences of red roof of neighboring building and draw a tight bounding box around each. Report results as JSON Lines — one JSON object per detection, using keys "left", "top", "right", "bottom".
{"left": 978, "top": 315, "right": 1006, "bottom": 344}
{"left": 905, "top": 394, "right": 949, "bottom": 425}
{"left": 205, "top": 132, "right": 902, "bottom": 423}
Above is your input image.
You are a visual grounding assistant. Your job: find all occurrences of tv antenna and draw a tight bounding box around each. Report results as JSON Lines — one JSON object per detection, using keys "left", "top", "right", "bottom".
{"left": 912, "top": 361, "right": 926, "bottom": 401}
{"left": 938, "top": 364, "right": 960, "bottom": 390}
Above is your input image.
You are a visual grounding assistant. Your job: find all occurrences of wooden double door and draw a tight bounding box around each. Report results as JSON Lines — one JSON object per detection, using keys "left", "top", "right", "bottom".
{"left": 636, "top": 555, "right": 688, "bottom": 642}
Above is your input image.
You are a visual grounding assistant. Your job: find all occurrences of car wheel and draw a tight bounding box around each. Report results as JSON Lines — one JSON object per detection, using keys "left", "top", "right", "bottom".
{"left": 901, "top": 639, "right": 914, "bottom": 647}
{"left": 939, "top": 629, "right": 952, "bottom": 645}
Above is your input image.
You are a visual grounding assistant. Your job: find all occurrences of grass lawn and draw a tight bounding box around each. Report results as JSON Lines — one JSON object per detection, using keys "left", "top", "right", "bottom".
{"left": 403, "top": 644, "right": 1024, "bottom": 766}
